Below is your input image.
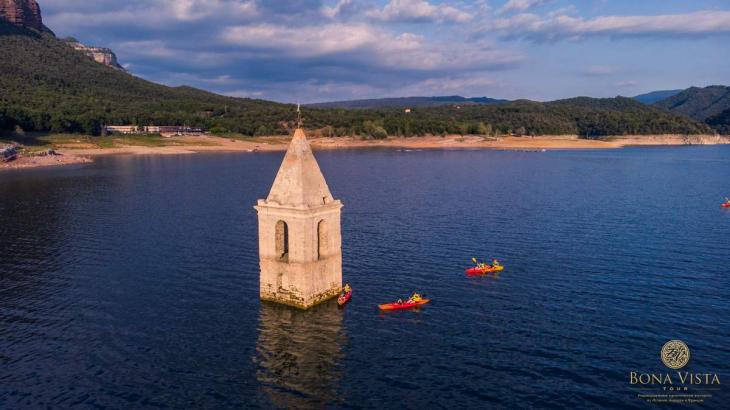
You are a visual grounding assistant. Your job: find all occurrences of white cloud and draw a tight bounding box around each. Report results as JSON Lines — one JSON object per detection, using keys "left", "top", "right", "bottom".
{"left": 220, "top": 23, "right": 522, "bottom": 70}
{"left": 398, "top": 75, "right": 497, "bottom": 95}
{"left": 45, "top": 0, "right": 258, "bottom": 28}
{"left": 221, "top": 23, "right": 381, "bottom": 57}
{"left": 493, "top": 10, "right": 730, "bottom": 41}
{"left": 321, "top": 0, "right": 355, "bottom": 19}
{"left": 113, "top": 40, "right": 235, "bottom": 68}
{"left": 114, "top": 40, "right": 178, "bottom": 58}
{"left": 584, "top": 65, "right": 616, "bottom": 76}
{"left": 165, "top": 0, "right": 258, "bottom": 22}
{"left": 225, "top": 89, "right": 265, "bottom": 98}
{"left": 499, "top": 0, "right": 545, "bottom": 14}
{"left": 615, "top": 80, "right": 637, "bottom": 88}
{"left": 367, "top": 0, "right": 473, "bottom": 24}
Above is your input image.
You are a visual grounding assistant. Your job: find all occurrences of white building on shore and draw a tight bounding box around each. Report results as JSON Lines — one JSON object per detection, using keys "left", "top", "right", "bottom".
{"left": 104, "top": 125, "right": 139, "bottom": 134}
{"left": 104, "top": 125, "right": 205, "bottom": 135}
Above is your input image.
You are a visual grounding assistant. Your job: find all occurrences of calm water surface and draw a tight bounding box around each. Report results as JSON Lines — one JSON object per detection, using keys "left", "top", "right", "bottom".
{"left": 1, "top": 147, "right": 729, "bottom": 409}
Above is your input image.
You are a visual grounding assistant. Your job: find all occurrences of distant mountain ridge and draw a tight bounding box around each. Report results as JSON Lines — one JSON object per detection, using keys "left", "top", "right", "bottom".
{"left": 654, "top": 86, "right": 730, "bottom": 121}
{"left": 632, "top": 90, "right": 682, "bottom": 104}
{"left": 307, "top": 95, "right": 509, "bottom": 109}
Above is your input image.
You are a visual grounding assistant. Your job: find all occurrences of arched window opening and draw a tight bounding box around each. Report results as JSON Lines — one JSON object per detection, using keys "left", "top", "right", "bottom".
{"left": 317, "top": 219, "right": 328, "bottom": 260}
{"left": 275, "top": 220, "right": 289, "bottom": 262}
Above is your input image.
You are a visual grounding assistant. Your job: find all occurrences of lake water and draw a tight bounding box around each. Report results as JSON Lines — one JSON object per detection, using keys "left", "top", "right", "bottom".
{"left": 1, "top": 146, "right": 729, "bottom": 409}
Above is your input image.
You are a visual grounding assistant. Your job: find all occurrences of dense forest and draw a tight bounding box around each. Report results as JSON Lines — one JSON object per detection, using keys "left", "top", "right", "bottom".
{"left": 706, "top": 108, "right": 730, "bottom": 135}
{"left": 654, "top": 86, "right": 730, "bottom": 121}
{"left": 0, "top": 22, "right": 715, "bottom": 138}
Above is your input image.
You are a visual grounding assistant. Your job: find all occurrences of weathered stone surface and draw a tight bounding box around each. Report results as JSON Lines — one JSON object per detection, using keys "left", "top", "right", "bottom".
{"left": 0, "top": 0, "right": 44, "bottom": 31}
{"left": 255, "top": 129, "right": 343, "bottom": 310}
{"left": 265, "top": 128, "right": 336, "bottom": 208}
{"left": 67, "top": 41, "right": 126, "bottom": 71}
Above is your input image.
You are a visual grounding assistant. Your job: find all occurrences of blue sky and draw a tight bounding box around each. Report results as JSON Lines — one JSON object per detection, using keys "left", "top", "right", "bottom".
{"left": 39, "top": 0, "right": 730, "bottom": 103}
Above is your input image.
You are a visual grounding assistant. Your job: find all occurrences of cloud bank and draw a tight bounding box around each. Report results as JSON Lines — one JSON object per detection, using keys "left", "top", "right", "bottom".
{"left": 39, "top": 0, "right": 730, "bottom": 102}
{"left": 493, "top": 10, "right": 730, "bottom": 41}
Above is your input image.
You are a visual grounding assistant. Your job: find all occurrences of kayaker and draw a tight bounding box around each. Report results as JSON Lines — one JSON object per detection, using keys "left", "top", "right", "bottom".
{"left": 343, "top": 283, "right": 351, "bottom": 294}
{"left": 397, "top": 298, "right": 404, "bottom": 304}
{"left": 492, "top": 259, "right": 500, "bottom": 267}
{"left": 409, "top": 293, "right": 422, "bottom": 302}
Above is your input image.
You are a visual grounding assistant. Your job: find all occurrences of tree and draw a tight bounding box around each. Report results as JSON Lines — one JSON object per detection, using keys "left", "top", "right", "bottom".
{"left": 477, "top": 122, "right": 491, "bottom": 136}
{"left": 362, "top": 120, "right": 388, "bottom": 139}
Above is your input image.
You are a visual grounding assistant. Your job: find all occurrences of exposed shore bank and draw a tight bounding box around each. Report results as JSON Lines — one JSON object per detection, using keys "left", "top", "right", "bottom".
{"left": 0, "top": 152, "right": 93, "bottom": 170}
{"left": 2, "top": 134, "right": 728, "bottom": 171}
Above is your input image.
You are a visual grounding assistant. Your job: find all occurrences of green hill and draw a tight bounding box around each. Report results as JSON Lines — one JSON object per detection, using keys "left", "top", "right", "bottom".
{"left": 654, "top": 86, "right": 730, "bottom": 121}
{"left": 0, "top": 22, "right": 712, "bottom": 138}
{"left": 307, "top": 96, "right": 509, "bottom": 109}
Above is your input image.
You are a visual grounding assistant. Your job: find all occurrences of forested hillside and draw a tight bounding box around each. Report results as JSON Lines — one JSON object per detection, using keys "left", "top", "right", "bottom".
{"left": 654, "top": 86, "right": 730, "bottom": 121}
{"left": 0, "top": 22, "right": 712, "bottom": 138}
{"left": 706, "top": 108, "right": 730, "bottom": 134}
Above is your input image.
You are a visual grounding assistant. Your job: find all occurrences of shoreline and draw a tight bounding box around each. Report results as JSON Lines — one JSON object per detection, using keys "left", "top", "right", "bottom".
{"left": 2, "top": 134, "right": 729, "bottom": 171}
{"left": 0, "top": 153, "right": 93, "bottom": 170}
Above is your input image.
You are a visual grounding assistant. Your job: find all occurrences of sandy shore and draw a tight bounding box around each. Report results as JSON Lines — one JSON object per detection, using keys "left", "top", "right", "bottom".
{"left": 0, "top": 153, "right": 93, "bottom": 170}
{"left": 54, "top": 134, "right": 730, "bottom": 154}
{"left": 2, "top": 134, "right": 728, "bottom": 171}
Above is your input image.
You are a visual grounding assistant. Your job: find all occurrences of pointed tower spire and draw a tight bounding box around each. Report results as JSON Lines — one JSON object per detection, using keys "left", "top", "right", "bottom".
{"left": 265, "top": 128, "right": 334, "bottom": 208}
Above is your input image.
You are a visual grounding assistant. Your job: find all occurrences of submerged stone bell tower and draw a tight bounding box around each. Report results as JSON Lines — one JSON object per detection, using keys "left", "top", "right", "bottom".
{"left": 254, "top": 128, "right": 343, "bottom": 309}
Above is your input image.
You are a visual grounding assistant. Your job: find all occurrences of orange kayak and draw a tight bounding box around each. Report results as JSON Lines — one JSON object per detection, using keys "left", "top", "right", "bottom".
{"left": 378, "top": 299, "right": 430, "bottom": 311}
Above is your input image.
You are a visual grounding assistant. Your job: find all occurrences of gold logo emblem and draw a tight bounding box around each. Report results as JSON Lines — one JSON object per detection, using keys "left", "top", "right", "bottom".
{"left": 660, "top": 340, "right": 690, "bottom": 369}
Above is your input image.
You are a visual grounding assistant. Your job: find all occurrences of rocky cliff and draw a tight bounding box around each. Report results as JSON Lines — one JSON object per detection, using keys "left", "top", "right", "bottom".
{"left": 0, "top": 0, "right": 46, "bottom": 31}
{"left": 0, "top": 0, "right": 126, "bottom": 71}
{"left": 67, "top": 40, "right": 126, "bottom": 71}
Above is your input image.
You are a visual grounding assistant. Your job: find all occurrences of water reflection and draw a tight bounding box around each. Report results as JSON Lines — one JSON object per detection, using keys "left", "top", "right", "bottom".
{"left": 254, "top": 300, "right": 346, "bottom": 409}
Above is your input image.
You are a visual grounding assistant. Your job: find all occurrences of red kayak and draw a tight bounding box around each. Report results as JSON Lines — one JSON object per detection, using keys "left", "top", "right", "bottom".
{"left": 466, "top": 265, "right": 504, "bottom": 276}
{"left": 379, "top": 298, "right": 430, "bottom": 311}
{"left": 722, "top": 203, "right": 730, "bottom": 208}
{"left": 337, "top": 290, "right": 352, "bottom": 306}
